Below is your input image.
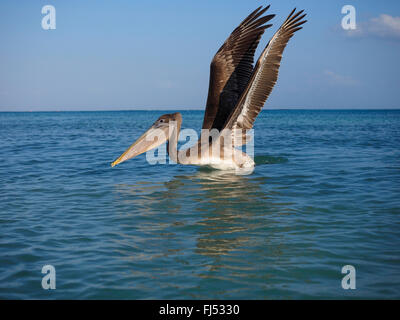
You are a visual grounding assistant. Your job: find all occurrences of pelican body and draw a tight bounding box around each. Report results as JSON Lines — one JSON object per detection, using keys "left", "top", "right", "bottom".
{"left": 111, "top": 5, "right": 307, "bottom": 172}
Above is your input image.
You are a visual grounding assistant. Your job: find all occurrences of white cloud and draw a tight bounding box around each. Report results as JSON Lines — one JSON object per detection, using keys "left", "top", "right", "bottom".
{"left": 346, "top": 14, "right": 400, "bottom": 39}
{"left": 323, "top": 70, "right": 359, "bottom": 86}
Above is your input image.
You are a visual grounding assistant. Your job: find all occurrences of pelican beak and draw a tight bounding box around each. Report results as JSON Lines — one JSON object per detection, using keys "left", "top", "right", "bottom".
{"left": 111, "top": 124, "right": 169, "bottom": 167}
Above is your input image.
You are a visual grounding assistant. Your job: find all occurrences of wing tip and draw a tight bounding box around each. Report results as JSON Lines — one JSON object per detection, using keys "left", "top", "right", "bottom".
{"left": 283, "top": 8, "right": 307, "bottom": 31}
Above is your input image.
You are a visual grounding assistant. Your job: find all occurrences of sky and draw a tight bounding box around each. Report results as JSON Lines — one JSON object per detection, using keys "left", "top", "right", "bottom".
{"left": 0, "top": 0, "right": 399, "bottom": 111}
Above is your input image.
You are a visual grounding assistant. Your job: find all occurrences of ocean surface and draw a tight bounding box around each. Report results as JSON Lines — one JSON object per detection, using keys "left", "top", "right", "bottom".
{"left": 0, "top": 110, "right": 399, "bottom": 299}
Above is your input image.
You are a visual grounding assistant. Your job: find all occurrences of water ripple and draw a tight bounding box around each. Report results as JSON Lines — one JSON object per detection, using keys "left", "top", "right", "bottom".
{"left": 0, "top": 110, "right": 399, "bottom": 299}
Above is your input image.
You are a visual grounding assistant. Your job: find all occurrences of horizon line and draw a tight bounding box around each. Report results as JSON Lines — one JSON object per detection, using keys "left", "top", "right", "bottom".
{"left": 1, "top": 107, "right": 400, "bottom": 112}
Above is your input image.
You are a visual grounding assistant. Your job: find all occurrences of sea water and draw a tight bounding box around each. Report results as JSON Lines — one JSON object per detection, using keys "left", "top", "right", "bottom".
{"left": 0, "top": 110, "right": 399, "bottom": 299}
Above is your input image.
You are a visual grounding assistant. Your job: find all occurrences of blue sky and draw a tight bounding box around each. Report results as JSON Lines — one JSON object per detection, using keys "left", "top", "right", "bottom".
{"left": 0, "top": 0, "right": 399, "bottom": 110}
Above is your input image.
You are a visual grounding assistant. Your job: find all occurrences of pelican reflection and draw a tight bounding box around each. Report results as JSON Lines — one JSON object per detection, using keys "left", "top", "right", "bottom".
{"left": 113, "top": 169, "right": 284, "bottom": 262}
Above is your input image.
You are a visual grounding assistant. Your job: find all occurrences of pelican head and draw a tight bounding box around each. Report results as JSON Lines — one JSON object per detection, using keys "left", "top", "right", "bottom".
{"left": 111, "top": 112, "right": 182, "bottom": 167}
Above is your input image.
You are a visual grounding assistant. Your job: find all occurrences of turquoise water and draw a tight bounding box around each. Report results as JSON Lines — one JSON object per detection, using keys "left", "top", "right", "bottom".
{"left": 0, "top": 110, "right": 399, "bottom": 299}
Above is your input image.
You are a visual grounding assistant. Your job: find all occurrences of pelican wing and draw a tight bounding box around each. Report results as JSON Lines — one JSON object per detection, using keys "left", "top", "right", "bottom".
{"left": 222, "top": 9, "right": 307, "bottom": 143}
{"left": 202, "top": 5, "right": 275, "bottom": 131}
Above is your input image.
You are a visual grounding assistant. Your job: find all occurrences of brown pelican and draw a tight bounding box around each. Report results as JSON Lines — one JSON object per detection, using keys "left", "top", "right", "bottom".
{"left": 111, "top": 5, "right": 307, "bottom": 172}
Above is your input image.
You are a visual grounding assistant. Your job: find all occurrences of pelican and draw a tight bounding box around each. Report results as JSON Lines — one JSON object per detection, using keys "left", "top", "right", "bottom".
{"left": 111, "top": 5, "right": 307, "bottom": 172}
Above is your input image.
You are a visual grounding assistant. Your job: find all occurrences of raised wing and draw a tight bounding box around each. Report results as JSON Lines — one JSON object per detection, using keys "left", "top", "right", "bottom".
{"left": 202, "top": 5, "right": 275, "bottom": 131}
{"left": 222, "top": 9, "right": 307, "bottom": 144}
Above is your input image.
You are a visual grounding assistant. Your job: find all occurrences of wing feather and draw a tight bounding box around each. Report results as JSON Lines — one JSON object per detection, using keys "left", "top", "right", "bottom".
{"left": 202, "top": 5, "right": 275, "bottom": 131}
{"left": 222, "top": 9, "right": 307, "bottom": 145}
